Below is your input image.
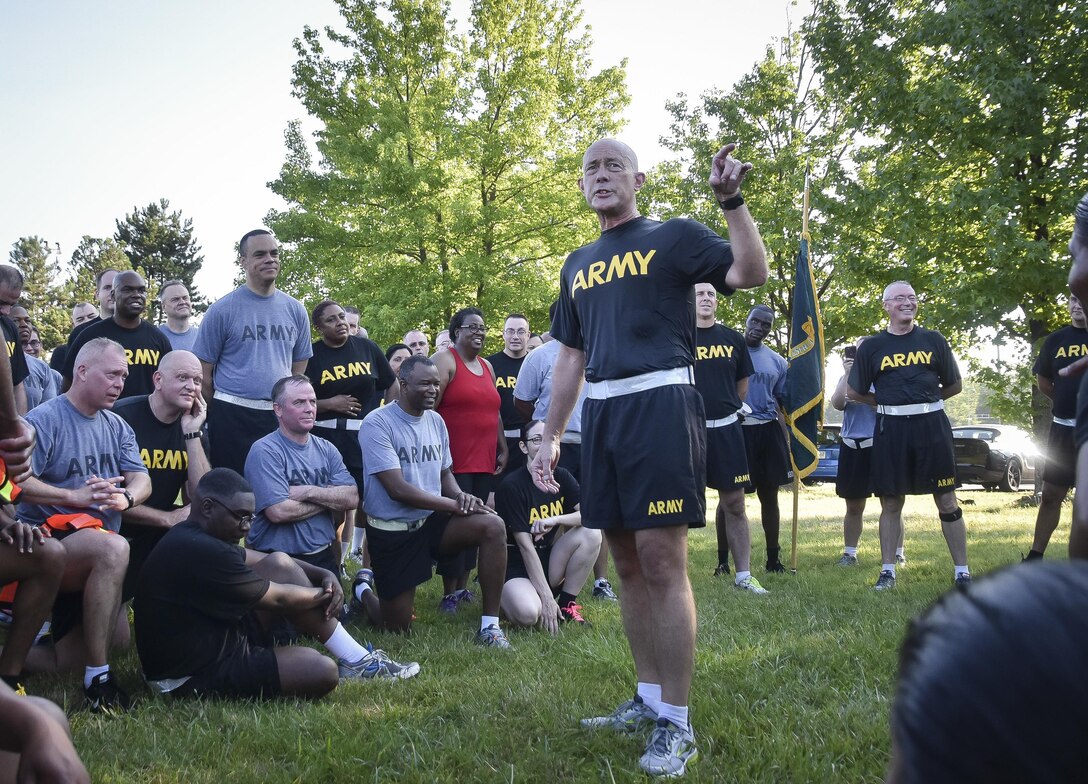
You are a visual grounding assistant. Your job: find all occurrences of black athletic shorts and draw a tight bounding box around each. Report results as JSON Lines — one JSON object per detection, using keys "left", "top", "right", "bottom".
{"left": 367, "top": 511, "right": 452, "bottom": 600}
{"left": 314, "top": 426, "right": 365, "bottom": 500}
{"left": 170, "top": 616, "right": 281, "bottom": 700}
{"left": 741, "top": 420, "right": 793, "bottom": 492}
{"left": 706, "top": 421, "right": 750, "bottom": 492}
{"left": 870, "top": 411, "right": 958, "bottom": 496}
{"left": 504, "top": 546, "right": 553, "bottom": 583}
{"left": 207, "top": 399, "right": 277, "bottom": 477}
{"left": 557, "top": 442, "right": 582, "bottom": 483}
{"left": 289, "top": 542, "right": 340, "bottom": 578}
{"left": 581, "top": 384, "right": 706, "bottom": 530}
{"left": 1042, "top": 422, "right": 1076, "bottom": 488}
{"left": 835, "top": 442, "right": 873, "bottom": 500}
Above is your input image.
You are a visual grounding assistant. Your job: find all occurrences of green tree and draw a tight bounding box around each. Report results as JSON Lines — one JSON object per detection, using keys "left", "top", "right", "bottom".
{"left": 643, "top": 33, "right": 864, "bottom": 356}
{"left": 268, "top": 0, "right": 628, "bottom": 348}
{"left": 66, "top": 235, "right": 131, "bottom": 305}
{"left": 7, "top": 237, "right": 68, "bottom": 350}
{"left": 806, "top": 0, "right": 1088, "bottom": 432}
{"left": 114, "top": 199, "right": 205, "bottom": 323}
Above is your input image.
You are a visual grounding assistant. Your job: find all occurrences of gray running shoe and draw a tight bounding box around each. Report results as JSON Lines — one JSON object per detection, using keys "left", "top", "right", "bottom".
{"left": 639, "top": 719, "right": 698, "bottom": 778}
{"left": 896, "top": 553, "right": 908, "bottom": 566}
{"left": 338, "top": 647, "right": 420, "bottom": 681}
{"left": 873, "top": 570, "right": 897, "bottom": 591}
{"left": 954, "top": 572, "right": 972, "bottom": 587}
{"left": 475, "top": 624, "right": 513, "bottom": 650}
{"left": 836, "top": 553, "right": 858, "bottom": 566}
{"left": 592, "top": 579, "right": 618, "bottom": 601}
{"left": 580, "top": 696, "right": 658, "bottom": 733}
{"left": 734, "top": 575, "right": 769, "bottom": 595}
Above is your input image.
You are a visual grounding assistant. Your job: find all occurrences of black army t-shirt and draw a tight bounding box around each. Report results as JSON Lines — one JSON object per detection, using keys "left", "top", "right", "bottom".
{"left": 495, "top": 466, "right": 580, "bottom": 573}
{"left": 113, "top": 395, "right": 187, "bottom": 511}
{"left": 486, "top": 351, "right": 528, "bottom": 430}
{"left": 306, "top": 337, "right": 395, "bottom": 421}
{"left": 850, "top": 327, "right": 959, "bottom": 406}
{"left": 64, "top": 319, "right": 172, "bottom": 398}
{"left": 694, "top": 323, "right": 753, "bottom": 419}
{"left": 134, "top": 520, "right": 270, "bottom": 680}
{"left": 552, "top": 217, "right": 735, "bottom": 382}
{"left": 1033, "top": 325, "right": 1088, "bottom": 420}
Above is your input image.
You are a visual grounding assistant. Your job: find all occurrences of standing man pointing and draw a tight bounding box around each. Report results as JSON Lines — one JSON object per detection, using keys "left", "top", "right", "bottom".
{"left": 531, "top": 139, "right": 767, "bottom": 778}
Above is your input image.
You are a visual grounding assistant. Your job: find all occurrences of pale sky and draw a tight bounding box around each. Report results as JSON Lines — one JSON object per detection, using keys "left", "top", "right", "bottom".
{"left": 1, "top": 0, "right": 811, "bottom": 301}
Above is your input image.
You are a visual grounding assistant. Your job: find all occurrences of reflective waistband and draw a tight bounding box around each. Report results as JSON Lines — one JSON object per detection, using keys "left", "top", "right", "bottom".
{"left": 367, "top": 516, "right": 427, "bottom": 533}
{"left": 585, "top": 367, "right": 694, "bottom": 400}
{"left": 876, "top": 400, "right": 944, "bottom": 416}
{"left": 315, "top": 418, "right": 364, "bottom": 431}
{"left": 741, "top": 418, "right": 776, "bottom": 427}
{"left": 560, "top": 432, "right": 581, "bottom": 445}
{"left": 1054, "top": 416, "right": 1076, "bottom": 428}
{"left": 706, "top": 413, "right": 739, "bottom": 428}
{"left": 213, "top": 391, "right": 273, "bottom": 411}
{"left": 841, "top": 436, "right": 873, "bottom": 449}
{"left": 503, "top": 428, "right": 521, "bottom": 438}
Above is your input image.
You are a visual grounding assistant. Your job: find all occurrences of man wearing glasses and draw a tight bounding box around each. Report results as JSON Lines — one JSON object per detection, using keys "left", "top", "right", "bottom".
{"left": 487, "top": 313, "right": 532, "bottom": 480}
{"left": 848, "top": 280, "right": 971, "bottom": 591}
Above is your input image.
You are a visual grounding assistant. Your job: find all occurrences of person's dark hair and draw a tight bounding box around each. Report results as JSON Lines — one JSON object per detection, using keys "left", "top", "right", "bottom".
{"left": 195, "top": 468, "right": 252, "bottom": 503}
{"left": 386, "top": 343, "right": 410, "bottom": 361}
{"left": 892, "top": 562, "right": 1088, "bottom": 783}
{"left": 748, "top": 304, "right": 774, "bottom": 319}
{"left": 398, "top": 355, "right": 435, "bottom": 381}
{"left": 94, "top": 268, "right": 118, "bottom": 289}
{"left": 238, "top": 229, "right": 273, "bottom": 257}
{"left": 448, "top": 307, "right": 484, "bottom": 338}
{"left": 1075, "top": 192, "right": 1088, "bottom": 243}
{"left": 520, "top": 419, "right": 543, "bottom": 442}
{"left": 0, "top": 265, "right": 24, "bottom": 289}
{"left": 311, "top": 299, "right": 341, "bottom": 326}
{"left": 505, "top": 312, "right": 528, "bottom": 324}
{"left": 270, "top": 373, "right": 312, "bottom": 405}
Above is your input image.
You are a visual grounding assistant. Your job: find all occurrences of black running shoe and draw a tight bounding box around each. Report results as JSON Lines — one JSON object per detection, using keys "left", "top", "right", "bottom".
{"left": 84, "top": 671, "right": 131, "bottom": 714}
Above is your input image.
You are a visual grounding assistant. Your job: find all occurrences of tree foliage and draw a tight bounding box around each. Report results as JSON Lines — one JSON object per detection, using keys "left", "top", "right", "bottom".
{"left": 643, "top": 33, "right": 864, "bottom": 355}
{"left": 66, "top": 236, "right": 131, "bottom": 305}
{"left": 268, "top": 0, "right": 629, "bottom": 348}
{"left": 806, "top": 0, "right": 1088, "bottom": 429}
{"left": 7, "top": 237, "right": 68, "bottom": 350}
{"left": 114, "top": 198, "right": 205, "bottom": 323}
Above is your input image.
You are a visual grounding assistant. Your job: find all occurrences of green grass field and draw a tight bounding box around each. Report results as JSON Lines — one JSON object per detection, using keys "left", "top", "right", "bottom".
{"left": 23, "top": 485, "right": 1057, "bottom": 782}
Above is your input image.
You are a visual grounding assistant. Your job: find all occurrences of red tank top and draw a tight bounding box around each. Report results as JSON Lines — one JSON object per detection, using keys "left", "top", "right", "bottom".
{"left": 437, "top": 350, "right": 502, "bottom": 473}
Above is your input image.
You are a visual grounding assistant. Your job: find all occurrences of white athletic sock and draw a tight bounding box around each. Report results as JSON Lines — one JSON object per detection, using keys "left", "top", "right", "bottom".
{"left": 882, "top": 563, "right": 897, "bottom": 576}
{"left": 735, "top": 570, "right": 752, "bottom": 584}
{"left": 322, "top": 622, "right": 369, "bottom": 663}
{"left": 656, "top": 701, "right": 689, "bottom": 732}
{"left": 636, "top": 682, "right": 662, "bottom": 714}
{"left": 353, "top": 581, "right": 372, "bottom": 603}
{"left": 481, "top": 615, "right": 500, "bottom": 632}
{"left": 84, "top": 664, "right": 109, "bottom": 689}
{"left": 844, "top": 546, "right": 858, "bottom": 557}
{"left": 352, "top": 528, "right": 365, "bottom": 551}
{"left": 954, "top": 564, "right": 970, "bottom": 576}
{"left": 896, "top": 546, "right": 905, "bottom": 558}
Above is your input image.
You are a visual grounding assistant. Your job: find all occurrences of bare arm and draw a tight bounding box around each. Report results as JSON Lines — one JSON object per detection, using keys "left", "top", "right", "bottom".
{"left": 199, "top": 360, "right": 215, "bottom": 400}
{"left": 431, "top": 350, "right": 456, "bottom": 408}
{"left": 514, "top": 397, "right": 536, "bottom": 421}
{"left": 373, "top": 467, "right": 462, "bottom": 516}
{"left": 531, "top": 344, "right": 585, "bottom": 492}
{"left": 735, "top": 377, "right": 749, "bottom": 406}
{"left": 13, "top": 383, "right": 26, "bottom": 417}
{"left": 940, "top": 380, "right": 963, "bottom": 400}
{"left": 121, "top": 503, "right": 188, "bottom": 530}
{"left": 830, "top": 374, "right": 850, "bottom": 411}
{"left": 263, "top": 483, "right": 358, "bottom": 524}
{"left": 847, "top": 384, "right": 877, "bottom": 407}
{"left": 709, "top": 143, "right": 768, "bottom": 291}
{"left": 291, "top": 360, "right": 308, "bottom": 376}
{"left": 513, "top": 530, "right": 560, "bottom": 634}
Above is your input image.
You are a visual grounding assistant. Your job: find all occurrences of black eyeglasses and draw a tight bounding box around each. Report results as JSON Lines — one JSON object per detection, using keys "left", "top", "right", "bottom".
{"left": 523, "top": 435, "right": 544, "bottom": 445}
{"left": 208, "top": 497, "right": 253, "bottom": 526}
{"left": 461, "top": 323, "right": 488, "bottom": 333}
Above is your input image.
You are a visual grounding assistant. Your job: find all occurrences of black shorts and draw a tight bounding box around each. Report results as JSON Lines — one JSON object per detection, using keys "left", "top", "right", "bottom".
{"left": 289, "top": 543, "right": 340, "bottom": 577}
{"left": 871, "top": 411, "right": 958, "bottom": 496}
{"left": 835, "top": 442, "right": 873, "bottom": 500}
{"left": 557, "top": 442, "right": 582, "bottom": 483}
{"left": 315, "top": 426, "right": 365, "bottom": 500}
{"left": 705, "top": 421, "right": 750, "bottom": 492}
{"left": 1042, "top": 422, "right": 1076, "bottom": 488}
{"left": 207, "top": 399, "right": 277, "bottom": 476}
{"left": 367, "top": 512, "right": 452, "bottom": 600}
{"left": 170, "top": 618, "right": 281, "bottom": 700}
{"left": 741, "top": 420, "right": 793, "bottom": 492}
{"left": 504, "top": 546, "right": 553, "bottom": 583}
{"left": 581, "top": 384, "right": 706, "bottom": 530}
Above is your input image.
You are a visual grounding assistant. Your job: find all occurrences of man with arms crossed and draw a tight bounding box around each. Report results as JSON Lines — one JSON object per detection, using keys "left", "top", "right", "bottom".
{"left": 531, "top": 139, "right": 767, "bottom": 777}
{"left": 353, "top": 356, "right": 510, "bottom": 647}
{"left": 848, "top": 281, "right": 970, "bottom": 590}
{"left": 693, "top": 284, "right": 766, "bottom": 594}
{"left": 194, "top": 230, "right": 312, "bottom": 475}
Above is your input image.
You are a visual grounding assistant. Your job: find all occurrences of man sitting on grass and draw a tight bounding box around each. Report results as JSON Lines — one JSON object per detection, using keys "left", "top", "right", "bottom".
{"left": 496, "top": 420, "right": 600, "bottom": 631}
{"left": 134, "top": 468, "right": 418, "bottom": 700}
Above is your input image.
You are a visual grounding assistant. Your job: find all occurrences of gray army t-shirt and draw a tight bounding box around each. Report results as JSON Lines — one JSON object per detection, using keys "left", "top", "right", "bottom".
{"left": 244, "top": 430, "right": 354, "bottom": 555}
{"left": 359, "top": 403, "right": 452, "bottom": 522}
{"left": 22, "top": 395, "right": 147, "bottom": 532}
{"left": 193, "top": 287, "right": 312, "bottom": 400}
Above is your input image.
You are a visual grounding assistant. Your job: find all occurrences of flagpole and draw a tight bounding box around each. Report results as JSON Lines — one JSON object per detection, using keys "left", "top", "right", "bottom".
{"left": 790, "top": 168, "right": 812, "bottom": 574}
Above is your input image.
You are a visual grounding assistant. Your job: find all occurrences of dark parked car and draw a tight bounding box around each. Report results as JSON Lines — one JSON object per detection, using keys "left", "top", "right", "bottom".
{"left": 805, "top": 425, "right": 841, "bottom": 484}
{"left": 951, "top": 425, "right": 1040, "bottom": 492}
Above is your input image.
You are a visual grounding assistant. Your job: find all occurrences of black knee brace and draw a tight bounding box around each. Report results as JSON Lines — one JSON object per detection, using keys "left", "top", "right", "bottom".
{"left": 939, "top": 508, "right": 963, "bottom": 523}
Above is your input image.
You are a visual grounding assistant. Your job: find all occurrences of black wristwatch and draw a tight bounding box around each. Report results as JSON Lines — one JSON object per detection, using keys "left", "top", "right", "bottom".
{"left": 717, "top": 193, "right": 745, "bottom": 211}
{"left": 122, "top": 489, "right": 135, "bottom": 510}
